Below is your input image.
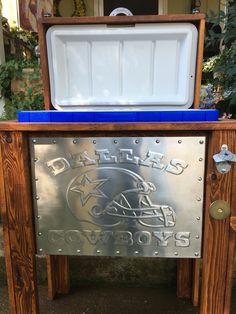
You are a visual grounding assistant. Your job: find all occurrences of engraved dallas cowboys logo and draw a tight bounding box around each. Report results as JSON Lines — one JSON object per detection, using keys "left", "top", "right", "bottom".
{"left": 66, "top": 167, "right": 176, "bottom": 228}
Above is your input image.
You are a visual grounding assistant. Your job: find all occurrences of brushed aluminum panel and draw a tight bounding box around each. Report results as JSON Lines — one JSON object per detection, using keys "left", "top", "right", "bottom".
{"left": 30, "top": 136, "right": 205, "bottom": 258}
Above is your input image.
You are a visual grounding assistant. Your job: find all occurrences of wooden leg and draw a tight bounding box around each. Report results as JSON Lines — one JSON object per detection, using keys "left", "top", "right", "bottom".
{"left": 0, "top": 132, "right": 39, "bottom": 314}
{"left": 200, "top": 130, "right": 236, "bottom": 314}
{"left": 177, "top": 259, "right": 192, "bottom": 299}
{"left": 47, "top": 255, "right": 70, "bottom": 300}
{"left": 192, "top": 259, "right": 200, "bottom": 306}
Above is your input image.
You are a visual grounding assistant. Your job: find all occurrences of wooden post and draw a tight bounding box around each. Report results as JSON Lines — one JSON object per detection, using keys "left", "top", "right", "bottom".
{"left": 177, "top": 259, "right": 193, "bottom": 299}
{"left": 47, "top": 255, "right": 70, "bottom": 300}
{"left": 200, "top": 130, "right": 236, "bottom": 314}
{"left": 0, "top": 132, "right": 39, "bottom": 314}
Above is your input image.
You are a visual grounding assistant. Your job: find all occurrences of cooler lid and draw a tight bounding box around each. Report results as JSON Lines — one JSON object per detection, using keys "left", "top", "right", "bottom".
{"left": 46, "top": 22, "right": 198, "bottom": 110}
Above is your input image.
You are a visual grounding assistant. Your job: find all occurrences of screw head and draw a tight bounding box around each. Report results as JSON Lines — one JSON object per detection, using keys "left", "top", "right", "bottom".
{"left": 32, "top": 139, "right": 37, "bottom": 143}
{"left": 174, "top": 252, "right": 178, "bottom": 256}
{"left": 199, "top": 158, "right": 203, "bottom": 162}
{"left": 134, "top": 251, "right": 139, "bottom": 255}
{"left": 195, "top": 252, "right": 200, "bottom": 257}
{"left": 35, "top": 196, "right": 40, "bottom": 200}
{"left": 178, "top": 140, "right": 182, "bottom": 144}
{"left": 73, "top": 139, "right": 77, "bottom": 144}
{"left": 39, "top": 248, "right": 43, "bottom": 252}
{"left": 199, "top": 140, "right": 204, "bottom": 144}
{"left": 154, "top": 251, "right": 159, "bottom": 256}
{"left": 96, "top": 250, "right": 100, "bottom": 254}
{"left": 58, "top": 249, "right": 62, "bottom": 253}
{"left": 156, "top": 139, "right": 160, "bottom": 144}
{"left": 198, "top": 177, "right": 202, "bottom": 181}
{"left": 53, "top": 140, "right": 57, "bottom": 144}
{"left": 76, "top": 249, "right": 81, "bottom": 253}
{"left": 38, "top": 232, "right": 42, "bottom": 236}
{"left": 93, "top": 140, "right": 97, "bottom": 144}
{"left": 196, "top": 216, "right": 201, "bottom": 221}
{"left": 116, "top": 250, "right": 120, "bottom": 254}
{"left": 195, "top": 235, "right": 200, "bottom": 239}
{"left": 135, "top": 140, "right": 139, "bottom": 144}
{"left": 197, "top": 197, "right": 201, "bottom": 202}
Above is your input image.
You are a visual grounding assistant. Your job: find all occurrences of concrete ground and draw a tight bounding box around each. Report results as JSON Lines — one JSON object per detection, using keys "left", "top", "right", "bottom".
{"left": 0, "top": 284, "right": 236, "bottom": 314}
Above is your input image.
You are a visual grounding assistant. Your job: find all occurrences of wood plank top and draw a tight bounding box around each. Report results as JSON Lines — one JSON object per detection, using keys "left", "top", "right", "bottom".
{"left": 0, "top": 120, "right": 235, "bottom": 132}
{"left": 39, "top": 14, "right": 205, "bottom": 26}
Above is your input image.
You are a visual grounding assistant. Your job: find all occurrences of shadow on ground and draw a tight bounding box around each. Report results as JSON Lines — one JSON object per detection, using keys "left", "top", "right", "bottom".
{"left": 0, "top": 284, "right": 236, "bottom": 314}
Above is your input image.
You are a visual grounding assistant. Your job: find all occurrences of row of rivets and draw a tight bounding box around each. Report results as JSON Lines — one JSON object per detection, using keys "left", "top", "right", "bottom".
{"left": 37, "top": 248, "right": 201, "bottom": 257}
{"left": 32, "top": 138, "right": 205, "bottom": 145}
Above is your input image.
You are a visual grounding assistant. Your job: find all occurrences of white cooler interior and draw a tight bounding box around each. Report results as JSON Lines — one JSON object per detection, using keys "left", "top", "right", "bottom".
{"left": 46, "top": 23, "right": 198, "bottom": 110}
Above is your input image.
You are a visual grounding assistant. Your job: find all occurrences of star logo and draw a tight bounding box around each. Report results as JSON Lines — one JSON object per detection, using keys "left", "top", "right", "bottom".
{"left": 70, "top": 174, "right": 108, "bottom": 206}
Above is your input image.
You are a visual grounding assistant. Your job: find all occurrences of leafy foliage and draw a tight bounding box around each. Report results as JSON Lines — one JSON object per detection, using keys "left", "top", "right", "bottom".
{"left": 0, "top": 27, "right": 44, "bottom": 120}
{"left": 204, "top": 0, "right": 236, "bottom": 118}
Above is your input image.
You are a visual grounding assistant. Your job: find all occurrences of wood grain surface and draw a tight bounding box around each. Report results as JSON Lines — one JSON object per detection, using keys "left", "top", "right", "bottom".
{"left": 177, "top": 259, "right": 193, "bottom": 299}
{"left": 193, "top": 18, "right": 205, "bottom": 108}
{"left": 200, "top": 130, "right": 236, "bottom": 314}
{"left": 47, "top": 255, "right": 70, "bottom": 300}
{"left": 0, "top": 121, "right": 235, "bottom": 132}
{"left": 0, "top": 132, "right": 39, "bottom": 314}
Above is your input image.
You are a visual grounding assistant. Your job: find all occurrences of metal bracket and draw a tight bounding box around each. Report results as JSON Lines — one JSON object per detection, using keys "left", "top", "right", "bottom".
{"left": 213, "top": 144, "right": 236, "bottom": 174}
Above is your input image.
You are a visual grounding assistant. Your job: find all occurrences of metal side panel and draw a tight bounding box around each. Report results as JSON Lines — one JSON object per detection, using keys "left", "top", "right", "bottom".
{"left": 30, "top": 136, "right": 205, "bottom": 258}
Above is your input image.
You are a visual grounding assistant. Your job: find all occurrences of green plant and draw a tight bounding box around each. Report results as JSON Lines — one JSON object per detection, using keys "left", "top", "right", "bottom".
{"left": 0, "top": 25, "right": 44, "bottom": 120}
{"left": 204, "top": 1, "right": 236, "bottom": 118}
{"left": 0, "top": 58, "right": 44, "bottom": 120}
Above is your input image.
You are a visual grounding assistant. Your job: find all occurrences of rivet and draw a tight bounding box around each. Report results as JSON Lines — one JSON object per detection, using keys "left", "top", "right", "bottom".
{"left": 197, "top": 197, "right": 201, "bottom": 202}
{"left": 37, "top": 216, "right": 41, "bottom": 220}
{"left": 39, "top": 248, "right": 43, "bottom": 252}
{"left": 135, "top": 140, "right": 139, "bottom": 144}
{"left": 156, "top": 139, "right": 160, "bottom": 144}
{"left": 199, "top": 140, "right": 204, "bottom": 144}
{"left": 96, "top": 250, "right": 100, "bottom": 254}
{"left": 217, "top": 208, "right": 223, "bottom": 213}
{"left": 178, "top": 140, "right": 182, "bottom": 144}
{"left": 35, "top": 196, "right": 40, "bottom": 200}
{"left": 38, "top": 232, "right": 42, "bottom": 236}
{"left": 114, "top": 140, "right": 118, "bottom": 144}
{"left": 34, "top": 158, "right": 38, "bottom": 162}
{"left": 195, "top": 252, "right": 200, "bottom": 257}
{"left": 198, "top": 177, "right": 202, "bottom": 181}
{"left": 93, "top": 140, "right": 97, "bottom": 144}
{"left": 195, "top": 235, "right": 200, "bottom": 239}
{"left": 58, "top": 249, "right": 62, "bottom": 253}
{"left": 32, "top": 139, "right": 37, "bottom": 143}
{"left": 154, "top": 251, "right": 159, "bottom": 256}
{"left": 134, "top": 251, "right": 139, "bottom": 254}
{"left": 199, "top": 158, "right": 203, "bottom": 162}
{"left": 174, "top": 252, "right": 178, "bottom": 256}
{"left": 35, "top": 178, "right": 39, "bottom": 181}
{"left": 53, "top": 140, "right": 56, "bottom": 144}
{"left": 76, "top": 249, "right": 81, "bottom": 253}
{"left": 73, "top": 139, "right": 77, "bottom": 144}
{"left": 221, "top": 168, "right": 227, "bottom": 173}
{"left": 116, "top": 250, "right": 120, "bottom": 254}
{"left": 196, "top": 216, "right": 201, "bottom": 221}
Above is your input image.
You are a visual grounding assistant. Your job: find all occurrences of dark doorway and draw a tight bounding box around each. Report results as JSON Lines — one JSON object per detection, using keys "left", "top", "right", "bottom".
{"left": 104, "top": 0, "right": 158, "bottom": 16}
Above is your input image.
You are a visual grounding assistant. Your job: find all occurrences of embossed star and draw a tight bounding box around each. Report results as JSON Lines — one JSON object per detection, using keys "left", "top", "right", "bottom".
{"left": 70, "top": 174, "right": 108, "bottom": 206}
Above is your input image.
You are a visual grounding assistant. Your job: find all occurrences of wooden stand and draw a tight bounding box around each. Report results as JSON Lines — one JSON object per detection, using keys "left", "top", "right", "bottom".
{"left": 0, "top": 121, "right": 235, "bottom": 314}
